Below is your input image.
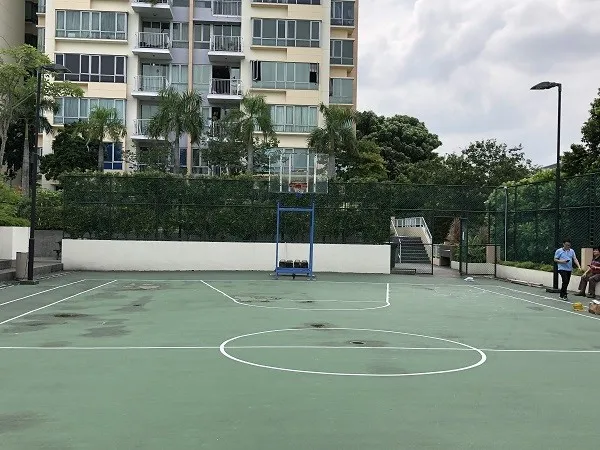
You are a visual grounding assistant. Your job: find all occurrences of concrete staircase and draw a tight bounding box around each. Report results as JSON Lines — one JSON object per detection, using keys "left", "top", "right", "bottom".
{"left": 396, "top": 236, "right": 431, "bottom": 264}
{"left": 0, "top": 258, "right": 63, "bottom": 282}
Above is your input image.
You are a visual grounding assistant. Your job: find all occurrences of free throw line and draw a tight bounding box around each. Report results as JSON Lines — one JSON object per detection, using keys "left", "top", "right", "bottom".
{"left": 200, "top": 280, "right": 390, "bottom": 311}
{"left": 0, "top": 280, "right": 116, "bottom": 326}
{"left": 0, "top": 279, "right": 86, "bottom": 307}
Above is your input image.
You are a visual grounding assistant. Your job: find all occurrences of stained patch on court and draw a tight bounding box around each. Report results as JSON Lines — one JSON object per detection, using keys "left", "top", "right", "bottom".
{"left": 0, "top": 412, "right": 43, "bottom": 434}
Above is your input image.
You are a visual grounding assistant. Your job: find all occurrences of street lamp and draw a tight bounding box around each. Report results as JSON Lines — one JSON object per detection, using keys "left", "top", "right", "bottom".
{"left": 531, "top": 81, "right": 562, "bottom": 292}
{"left": 21, "top": 63, "right": 70, "bottom": 285}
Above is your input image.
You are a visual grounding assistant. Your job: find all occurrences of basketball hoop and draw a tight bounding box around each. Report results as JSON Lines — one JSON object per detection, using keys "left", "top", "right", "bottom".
{"left": 289, "top": 182, "right": 308, "bottom": 194}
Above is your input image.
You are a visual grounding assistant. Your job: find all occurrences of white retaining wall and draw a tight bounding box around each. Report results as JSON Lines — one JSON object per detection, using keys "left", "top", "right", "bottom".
{"left": 62, "top": 240, "right": 391, "bottom": 274}
{"left": 0, "top": 226, "right": 29, "bottom": 260}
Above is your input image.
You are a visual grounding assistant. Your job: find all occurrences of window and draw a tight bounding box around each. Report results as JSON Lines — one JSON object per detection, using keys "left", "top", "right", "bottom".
{"left": 194, "top": 0, "right": 212, "bottom": 7}
{"left": 329, "top": 78, "right": 353, "bottom": 104}
{"left": 55, "top": 54, "right": 126, "bottom": 83}
{"left": 330, "top": 39, "right": 354, "bottom": 65}
{"left": 331, "top": 1, "right": 355, "bottom": 27}
{"left": 37, "top": 28, "right": 45, "bottom": 52}
{"left": 170, "top": 64, "right": 188, "bottom": 92}
{"left": 270, "top": 105, "right": 318, "bottom": 133}
{"left": 252, "top": 19, "right": 320, "bottom": 48}
{"left": 55, "top": 10, "right": 127, "bottom": 40}
{"left": 193, "top": 24, "right": 211, "bottom": 49}
{"left": 193, "top": 65, "right": 211, "bottom": 93}
{"left": 104, "top": 143, "right": 123, "bottom": 170}
{"left": 172, "top": 22, "right": 190, "bottom": 48}
{"left": 251, "top": 61, "right": 318, "bottom": 90}
{"left": 55, "top": 98, "right": 126, "bottom": 124}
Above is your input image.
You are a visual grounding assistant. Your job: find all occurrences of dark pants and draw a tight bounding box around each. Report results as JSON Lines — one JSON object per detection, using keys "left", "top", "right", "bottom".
{"left": 558, "top": 270, "right": 572, "bottom": 297}
{"left": 578, "top": 273, "right": 600, "bottom": 295}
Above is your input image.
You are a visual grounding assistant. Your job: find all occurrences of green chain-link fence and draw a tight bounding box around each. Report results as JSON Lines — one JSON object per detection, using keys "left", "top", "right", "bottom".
{"left": 55, "top": 172, "right": 600, "bottom": 262}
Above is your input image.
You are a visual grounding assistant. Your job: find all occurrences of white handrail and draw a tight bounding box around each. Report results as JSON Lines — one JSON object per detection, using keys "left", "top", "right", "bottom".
{"left": 395, "top": 216, "right": 432, "bottom": 244}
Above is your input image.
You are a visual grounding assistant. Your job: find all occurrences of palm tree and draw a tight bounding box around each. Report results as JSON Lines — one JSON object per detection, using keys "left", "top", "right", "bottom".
{"left": 82, "top": 107, "right": 127, "bottom": 172}
{"left": 307, "top": 103, "right": 356, "bottom": 179}
{"left": 224, "top": 94, "right": 275, "bottom": 174}
{"left": 147, "top": 87, "right": 204, "bottom": 174}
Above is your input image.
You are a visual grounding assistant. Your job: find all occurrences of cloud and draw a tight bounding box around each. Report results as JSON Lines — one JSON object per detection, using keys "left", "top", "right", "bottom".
{"left": 357, "top": 0, "right": 600, "bottom": 165}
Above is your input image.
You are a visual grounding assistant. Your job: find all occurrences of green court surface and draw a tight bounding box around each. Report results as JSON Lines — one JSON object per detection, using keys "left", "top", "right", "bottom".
{"left": 1, "top": 271, "right": 599, "bottom": 449}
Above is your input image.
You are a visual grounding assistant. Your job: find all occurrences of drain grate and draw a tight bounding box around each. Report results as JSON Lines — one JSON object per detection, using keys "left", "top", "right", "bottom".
{"left": 350, "top": 340, "right": 365, "bottom": 345}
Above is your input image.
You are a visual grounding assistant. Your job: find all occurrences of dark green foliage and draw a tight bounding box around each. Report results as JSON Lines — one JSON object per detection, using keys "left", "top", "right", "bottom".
{"left": 59, "top": 173, "right": 493, "bottom": 243}
{"left": 17, "top": 189, "right": 63, "bottom": 230}
{"left": 563, "top": 88, "right": 600, "bottom": 177}
{"left": 39, "top": 124, "right": 97, "bottom": 181}
{"left": 0, "top": 183, "right": 28, "bottom": 226}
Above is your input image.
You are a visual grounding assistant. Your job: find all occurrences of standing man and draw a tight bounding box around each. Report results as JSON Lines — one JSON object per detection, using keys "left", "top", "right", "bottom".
{"left": 575, "top": 246, "right": 600, "bottom": 299}
{"left": 554, "top": 238, "right": 581, "bottom": 300}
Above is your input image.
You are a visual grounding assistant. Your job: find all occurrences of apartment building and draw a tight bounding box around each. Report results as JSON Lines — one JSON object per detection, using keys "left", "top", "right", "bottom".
{"left": 0, "top": 0, "right": 39, "bottom": 51}
{"left": 38, "top": 0, "right": 358, "bottom": 176}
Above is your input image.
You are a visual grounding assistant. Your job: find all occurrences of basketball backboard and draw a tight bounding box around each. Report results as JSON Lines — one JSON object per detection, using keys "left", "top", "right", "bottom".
{"left": 267, "top": 149, "right": 329, "bottom": 194}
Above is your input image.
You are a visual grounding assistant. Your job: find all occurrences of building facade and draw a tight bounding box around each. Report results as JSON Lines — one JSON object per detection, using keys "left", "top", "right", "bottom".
{"left": 0, "top": 0, "right": 39, "bottom": 52}
{"left": 37, "top": 0, "right": 358, "bottom": 176}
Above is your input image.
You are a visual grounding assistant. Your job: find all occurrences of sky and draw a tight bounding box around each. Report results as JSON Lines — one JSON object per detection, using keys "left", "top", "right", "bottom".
{"left": 357, "top": 0, "right": 600, "bottom": 166}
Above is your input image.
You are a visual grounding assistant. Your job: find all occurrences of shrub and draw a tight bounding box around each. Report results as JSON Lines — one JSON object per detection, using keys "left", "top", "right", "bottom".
{"left": 0, "top": 184, "right": 29, "bottom": 227}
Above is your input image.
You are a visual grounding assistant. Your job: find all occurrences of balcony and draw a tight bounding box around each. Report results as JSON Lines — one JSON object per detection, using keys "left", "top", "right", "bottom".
{"left": 131, "top": 0, "right": 173, "bottom": 20}
{"left": 132, "top": 119, "right": 168, "bottom": 141}
{"left": 132, "top": 76, "right": 170, "bottom": 100}
{"left": 133, "top": 33, "right": 172, "bottom": 61}
{"left": 207, "top": 78, "right": 243, "bottom": 104}
{"left": 331, "top": 17, "right": 355, "bottom": 28}
{"left": 208, "top": 36, "right": 244, "bottom": 63}
{"left": 212, "top": 1, "right": 241, "bottom": 17}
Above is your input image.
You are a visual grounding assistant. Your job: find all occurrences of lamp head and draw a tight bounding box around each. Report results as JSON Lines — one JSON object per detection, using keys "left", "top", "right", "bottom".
{"left": 531, "top": 81, "right": 561, "bottom": 90}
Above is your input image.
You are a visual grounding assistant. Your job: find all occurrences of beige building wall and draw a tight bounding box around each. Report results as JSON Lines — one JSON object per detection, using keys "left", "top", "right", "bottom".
{"left": 0, "top": 0, "right": 26, "bottom": 50}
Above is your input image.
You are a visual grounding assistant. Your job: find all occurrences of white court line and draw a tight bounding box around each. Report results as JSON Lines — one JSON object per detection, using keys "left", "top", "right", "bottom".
{"left": 0, "top": 279, "right": 86, "bottom": 307}
{"left": 468, "top": 285, "right": 600, "bottom": 322}
{"left": 200, "top": 280, "right": 391, "bottom": 311}
{"left": 0, "top": 345, "right": 599, "bottom": 353}
{"left": 0, "top": 280, "right": 116, "bottom": 326}
{"left": 237, "top": 299, "right": 384, "bottom": 303}
{"left": 494, "top": 285, "right": 590, "bottom": 305}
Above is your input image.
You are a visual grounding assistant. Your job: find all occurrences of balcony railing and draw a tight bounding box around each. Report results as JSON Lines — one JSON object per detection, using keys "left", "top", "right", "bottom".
{"left": 272, "top": 124, "right": 317, "bottom": 134}
{"left": 136, "top": 32, "right": 171, "bottom": 49}
{"left": 132, "top": 0, "right": 173, "bottom": 5}
{"left": 212, "top": 0, "right": 241, "bottom": 16}
{"left": 329, "top": 95, "right": 353, "bottom": 105}
{"left": 134, "top": 119, "right": 152, "bottom": 136}
{"left": 134, "top": 76, "right": 169, "bottom": 92}
{"left": 209, "top": 36, "right": 243, "bottom": 53}
{"left": 210, "top": 78, "right": 243, "bottom": 96}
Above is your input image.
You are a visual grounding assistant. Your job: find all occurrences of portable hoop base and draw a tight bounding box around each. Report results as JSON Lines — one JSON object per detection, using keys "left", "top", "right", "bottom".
{"left": 274, "top": 200, "right": 316, "bottom": 280}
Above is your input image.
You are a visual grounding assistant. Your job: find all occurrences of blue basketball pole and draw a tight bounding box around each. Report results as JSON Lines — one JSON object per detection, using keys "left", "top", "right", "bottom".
{"left": 274, "top": 201, "right": 316, "bottom": 279}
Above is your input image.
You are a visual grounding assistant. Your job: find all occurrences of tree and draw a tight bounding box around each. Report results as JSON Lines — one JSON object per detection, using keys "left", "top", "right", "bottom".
{"left": 78, "top": 107, "right": 127, "bottom": 172}
{"left": 563, "top": 88, "right": 600, "bottom": 176}
{"left": 0, "top": 44, "right": 82, "bottom": 178}
{"left": 0, "top": 182, "right": 28, "bottom": 226}
{"left": 447, "top": 139, "right": 535, "bottom": 186}
{"left": 39, "top": 124, "right": 97, "bottom": 181}
{"left": 356, "top": 112, "right": 442, "bottom": 180}
{"left": 307, "top": 103, "right": 356, "bottom": 179}
{"left": 224, "top": 94, "right": 275, "bottom": 174}
{"left": 124, "top": 141, "right": 172, "bottom": 173}
{"left": 147, "top": 87, "right": 205, "bottom": 174}
{"left": 338, "top": 139, "right": 388, "bottom": 181}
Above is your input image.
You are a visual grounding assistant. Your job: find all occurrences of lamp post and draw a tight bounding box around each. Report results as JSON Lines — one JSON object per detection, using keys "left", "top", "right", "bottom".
{"left": 21, "top": 63, "right": 70, "bottom": 285}
{"left": 531, "top": 81, "right": 562, "bottom": 291}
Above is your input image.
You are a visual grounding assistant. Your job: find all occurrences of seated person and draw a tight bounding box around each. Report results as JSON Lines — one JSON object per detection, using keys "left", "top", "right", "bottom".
{"left": 575, "top": 247, "right": 600, "bottom": 298}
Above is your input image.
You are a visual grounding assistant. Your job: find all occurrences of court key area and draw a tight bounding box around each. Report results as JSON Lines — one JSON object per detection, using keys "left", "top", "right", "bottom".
{"left": 1, "top": 271, "right": 599, "bottom": 449}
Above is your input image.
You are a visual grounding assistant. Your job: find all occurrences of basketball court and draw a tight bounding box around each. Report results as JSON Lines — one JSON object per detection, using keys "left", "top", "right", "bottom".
{"left": 1, "top": 271, "right": 598, "bottom": 449}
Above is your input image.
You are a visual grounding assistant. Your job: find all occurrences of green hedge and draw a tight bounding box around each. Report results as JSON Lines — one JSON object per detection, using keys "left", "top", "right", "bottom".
{"left": 59, "top": 173, "right": 491, "bottom": 244}
{"left": 0, "top": 184, "right": 29, "bottom": 227}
